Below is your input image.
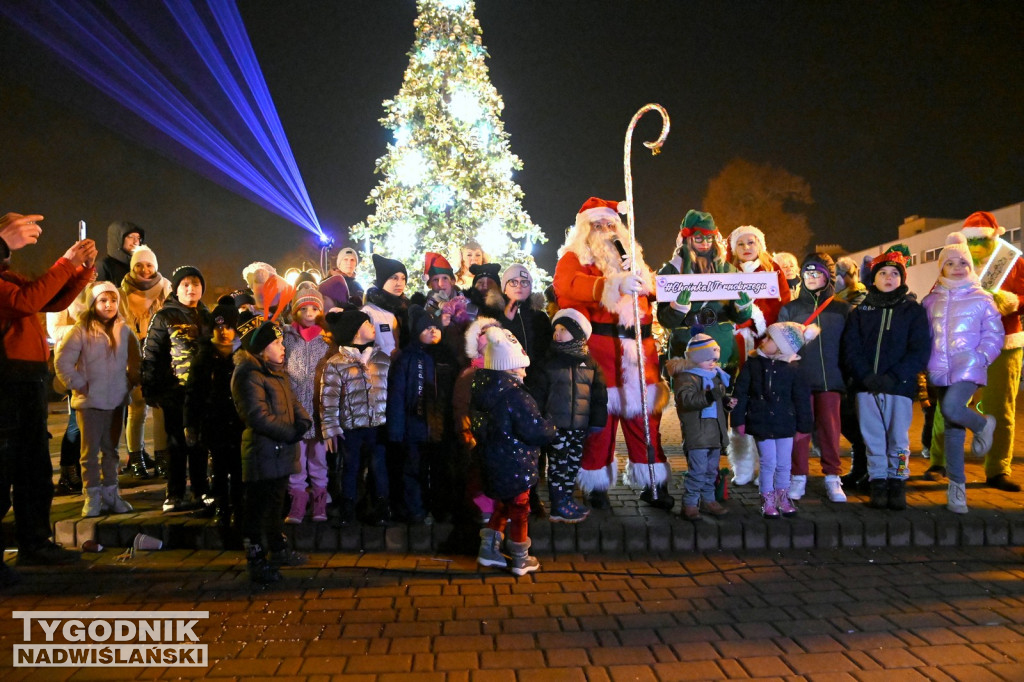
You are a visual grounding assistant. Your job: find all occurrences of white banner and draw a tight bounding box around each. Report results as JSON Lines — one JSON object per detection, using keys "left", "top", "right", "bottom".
{"left": 654, "top": 272, "right": 782, "bottom": 302}
{"left": 978, "top": 237, "right": 1022, "bottom": 292}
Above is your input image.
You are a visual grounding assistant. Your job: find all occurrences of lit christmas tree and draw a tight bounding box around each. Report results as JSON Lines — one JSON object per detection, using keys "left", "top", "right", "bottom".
{"left": 350, "top": 0, "right": 547, "bottom": 291}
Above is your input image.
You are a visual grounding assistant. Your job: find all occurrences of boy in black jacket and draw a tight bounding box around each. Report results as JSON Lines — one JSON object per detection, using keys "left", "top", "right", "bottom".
{"left": 534, "top": 309, "right": 608, "bottom": 523}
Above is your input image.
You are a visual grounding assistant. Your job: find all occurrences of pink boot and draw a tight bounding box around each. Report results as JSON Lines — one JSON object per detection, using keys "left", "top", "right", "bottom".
{"left": 285, "top": 488, "right": 308, "bottom": 524}
{"left": 776, "top": 489, "right": 798, "bottom": 517}
{"left": 310, "top": 487, "right": 329, "bottom": 522}
{"left": 761, "top": 492, "right": 779, "bottom": 519}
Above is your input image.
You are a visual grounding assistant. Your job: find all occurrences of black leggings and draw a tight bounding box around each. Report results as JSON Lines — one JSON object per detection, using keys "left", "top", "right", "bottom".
{"left": 244, "top": 476, "right": 287, "bottom": 551}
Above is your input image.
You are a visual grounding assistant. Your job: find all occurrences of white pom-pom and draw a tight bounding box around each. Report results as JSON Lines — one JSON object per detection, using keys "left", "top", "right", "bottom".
{"left": 803, "top": 324, "right": 821, "bottom": 343}
{"left": 616, "top": 201, "right": 629, "bottom": 215}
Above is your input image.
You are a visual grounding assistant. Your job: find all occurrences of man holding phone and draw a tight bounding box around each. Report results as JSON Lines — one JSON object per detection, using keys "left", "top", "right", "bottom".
{"left": 0, "top": 212, "right": 97, "bottom": 583}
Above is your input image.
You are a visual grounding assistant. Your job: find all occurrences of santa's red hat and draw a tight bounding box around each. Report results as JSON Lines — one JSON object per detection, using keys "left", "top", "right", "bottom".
{"left": 961, "top": 211, "right": 1005, "bottom": 240}
{"left": 578, "top": 197, "right": 628, "bottom": 222}
{"left": 423, "top": 252, "right": 455, "bottom": 279}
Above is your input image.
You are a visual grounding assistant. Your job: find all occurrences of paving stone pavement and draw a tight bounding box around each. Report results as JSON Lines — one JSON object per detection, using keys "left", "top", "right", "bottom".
{"left": 1, "top": 545, "right": 1024, "bottom": 680}
{"left": 29, "top": 400, "right": 1024, "bottom": 556}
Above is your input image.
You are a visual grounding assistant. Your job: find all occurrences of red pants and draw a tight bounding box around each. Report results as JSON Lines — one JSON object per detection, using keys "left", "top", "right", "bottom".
{"left": 487, "top": 491, "right": 530, "bottom": 543}
{"left": 792, "top": 391, "right": 842, "bottom": 476}
{"left": 579, "top": 412, "right": 666, "bottom": 482}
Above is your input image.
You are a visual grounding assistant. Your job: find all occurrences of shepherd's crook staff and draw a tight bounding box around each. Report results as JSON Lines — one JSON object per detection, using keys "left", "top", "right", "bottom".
{"left": 623, "top": 104, "right": 670, "bottom": 495}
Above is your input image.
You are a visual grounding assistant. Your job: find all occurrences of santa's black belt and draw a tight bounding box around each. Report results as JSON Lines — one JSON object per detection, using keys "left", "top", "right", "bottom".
{"left": 590, "top": 322, "right": 652, "bottom": 339}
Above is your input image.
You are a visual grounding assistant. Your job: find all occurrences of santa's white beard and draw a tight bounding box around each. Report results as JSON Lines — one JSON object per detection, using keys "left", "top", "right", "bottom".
{"left": 586, "top": 228, "right": 630, "bottom": 277}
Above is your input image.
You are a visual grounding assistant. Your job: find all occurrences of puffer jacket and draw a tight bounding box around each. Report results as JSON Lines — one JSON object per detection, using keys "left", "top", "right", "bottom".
{"left": 364, "top": 286, "right": 411, "bottom": 350}
{"left": 283, "top": 323, "right": 332, "bottom": 440}
{"left": 470, "top": 369, "right": 556, "bottom": 500}
{"left": 533, "top": 347, "right": 608, "bottom": 430}
{"left": 731, "top": 353, "right": 812, "bottom": 439}
{"left": 842, "top": 286, "right": 932, "bottom": 398}
{"left": 55, "top": 318, "right": 141, "bottom": 410}
{"left": 778, "top": 282, "right": 850, "bottom": 393}
{"left": 141, "top": 296, "right": 212, "bottom": 405}
{"left": 95, "top": 221, "right": 144, "bottom": 285}
{"left": 667, "top": 358, "right": 729, "bottom": 451}
{"left": 921, "top": 278, "right": 1004, "bottom": 386}
{"left": 231, "top": 350, "right": 311, "bottom": 482}
{"left": 387, "top": 340, "right": 457, "bottom": 444}
{"left": 320, "top": 345, "right": 390, "bottom": 437}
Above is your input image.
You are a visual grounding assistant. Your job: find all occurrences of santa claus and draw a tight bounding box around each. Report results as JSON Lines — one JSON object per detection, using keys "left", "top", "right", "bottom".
{"left": 552, "top": 197, "right": 672, "bottom": 510}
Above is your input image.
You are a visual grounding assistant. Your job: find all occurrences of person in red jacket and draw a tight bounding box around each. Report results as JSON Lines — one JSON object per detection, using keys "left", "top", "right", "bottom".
{"left": 0, "top": 212, "right": 96, "bottom": 583}
{"left": 552, "top": 197, "right": 671, "bottom": 511}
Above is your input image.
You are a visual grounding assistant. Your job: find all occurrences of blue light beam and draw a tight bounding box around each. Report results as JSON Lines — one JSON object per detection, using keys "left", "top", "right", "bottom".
{"left": 0, "top": 0, "right": 324, "bottom": 238}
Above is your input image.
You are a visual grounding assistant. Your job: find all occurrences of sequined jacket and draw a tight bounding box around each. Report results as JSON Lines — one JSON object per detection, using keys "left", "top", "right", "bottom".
{"left": 921, "top": 279, "right": 1003, "bottom": 387}
{"left": 283, "top": 323, "right": 332, "bottom": 440}
{"left": 141, "top": 296, "right": 212, "bottom": 406}
{"left": 320, "top": 345, "right": 390, "bottom": 438}
{"left": 470, "top": 369, "right": 556, "bottom": 500}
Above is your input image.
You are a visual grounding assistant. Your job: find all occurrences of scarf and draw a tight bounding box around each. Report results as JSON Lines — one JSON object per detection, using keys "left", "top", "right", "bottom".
{"left": 292, "top": 322, "right": 323, "bottom": 343}
{"left": 685, "top": 366, "right": 730, "bottom": 419}
{"left": 938, "top": 275, "right": 976, "bottom": 289}
{"left": 552, "top": 338, "right": 588, "bottom": 360}
{"left": 862, "top": 284, "right": 908, "bottom": 308}
{"left": 123, "top": 271, "right": 162, "bottom": 292}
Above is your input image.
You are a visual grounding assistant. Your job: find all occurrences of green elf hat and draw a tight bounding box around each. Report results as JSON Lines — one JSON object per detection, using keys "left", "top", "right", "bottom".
{"left": 679, "top": 210, "right": 718, "bottom": 237}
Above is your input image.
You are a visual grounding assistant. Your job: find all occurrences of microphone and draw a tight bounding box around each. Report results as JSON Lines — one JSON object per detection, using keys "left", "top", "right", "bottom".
{"left": 612, "top": 239, "right": 629, "bottom": 269}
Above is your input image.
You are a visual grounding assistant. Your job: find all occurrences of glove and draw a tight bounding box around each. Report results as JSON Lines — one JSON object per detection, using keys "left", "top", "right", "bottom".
{"left": 863, "top": 373, "right": 895, "bottom": 393}
{"left": 736, "top": 291, "right": 753, "bottom": 309}
{"left": 619, "top": 273, "right": 644, "bottom": 295}
{"left": 879, "top": 373, "right": 898, "bottom": 393}
{"left": 670, "top": 290, "right": 692, "bottom": 314}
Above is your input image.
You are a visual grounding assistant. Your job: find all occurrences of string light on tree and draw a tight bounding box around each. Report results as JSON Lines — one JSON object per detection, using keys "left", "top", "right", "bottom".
{"left": 350, "top": 0, "right": 547, "bottom": 289}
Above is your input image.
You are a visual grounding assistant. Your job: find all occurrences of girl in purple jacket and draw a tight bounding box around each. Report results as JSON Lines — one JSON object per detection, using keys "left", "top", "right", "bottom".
{"left": 921, "top": 233, "right": 1003, "bottom": 514}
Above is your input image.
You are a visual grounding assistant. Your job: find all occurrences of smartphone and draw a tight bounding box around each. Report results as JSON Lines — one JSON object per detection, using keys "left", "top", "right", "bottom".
{"left": 78, "top": 220, "right": 87, "bottom": 241}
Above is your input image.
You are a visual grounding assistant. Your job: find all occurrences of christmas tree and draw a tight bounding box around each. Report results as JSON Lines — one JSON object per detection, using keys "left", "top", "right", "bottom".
{"left": 350, "top": 0, "right": 547, "bottom": 291}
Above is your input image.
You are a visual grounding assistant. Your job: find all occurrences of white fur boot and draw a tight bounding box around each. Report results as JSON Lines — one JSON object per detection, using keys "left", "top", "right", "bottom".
{"left": 728, "top": 429, "right": 758, "bottom": 486}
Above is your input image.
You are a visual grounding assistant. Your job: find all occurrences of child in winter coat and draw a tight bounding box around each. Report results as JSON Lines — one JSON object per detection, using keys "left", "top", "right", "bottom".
{"left": 185, "top": 297, "right": 244, "bottom": 528}
{"left": 668, "top": 328, "right": 735, "bottom": 521}
{"left": 231, "top": 317, "right": 312, "bottom": 583}
{"left": 387, "top": 305, "right": 457, "bottom": 524}
{"left": 842, "top": 246, "right": 932, "bottom": 510}
{"left": 472, "top": 327, "right": 556, "bottom": 575}
{"left": 732, "top": 322, "right": 815, "bottom": 518}
{"left": 921, "top": 233, "right": 1003, "bottom": 514}
{"left": 320, "top": 309, "right": 391, "bottom": 525}
{"left": 282, "top": 283, "right": 333, "bottom": 524}
{"left": 55, "top": 282, "right": 141, "bottom": 517}
{"left": 778, "top": 253, "right": 852, "bottom": 503}
{"left": 533, "top": 308, "right": 608, "bottom": 523}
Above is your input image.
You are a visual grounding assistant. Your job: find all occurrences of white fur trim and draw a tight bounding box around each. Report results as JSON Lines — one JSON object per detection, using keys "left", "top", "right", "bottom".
{"left": 1004, "top": 331, "right": 1024, "bottom": 350}
{"left": 736, "top": 326, "right": 756, "bottom": 359}
{"left": 464, "top": 316, "right": 500, "bottom": 358}
{"left": 607, "top": 379, "right": 669, "bottom": 419}
{"left": 749, "top": 303, "right": 767, "bottom": 337}
{"left": 728, "top": 225, "right": 766, "bottom": 255}
{"left": 627, "top": 461, "right": 670, "bottom": 489}
{"left": 728, "top": 430, "right": 758, "bottom": 485}
{"left": 962, "top": 226, "right": 1005, "bottom": 239}
{"left": 577, "top": 462, "right": 617, "bottom": 493}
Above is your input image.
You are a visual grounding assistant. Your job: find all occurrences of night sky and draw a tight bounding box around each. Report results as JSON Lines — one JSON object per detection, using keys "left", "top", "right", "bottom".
{"left": 2, "top": 0, "right": 1022, "bottom": 290}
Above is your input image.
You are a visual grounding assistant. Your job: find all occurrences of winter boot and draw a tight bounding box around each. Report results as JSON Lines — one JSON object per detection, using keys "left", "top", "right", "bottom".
{"left": 100, "top": 484, "right": 134, "bottom": 514}
{"left": 947, "top": 481, "right": 968, "bottom": 514}
{"left": 588, "top": 490, "right": 611, "bottom": 510}
{"left": 284, "top": 488, "right": 308, "bottom": 524}
{"left": 332, "top": 498, "right": 356, "bottom": 527}
{"left": 81, "top": 487, "right": 103, "bottom": 518}
{"left": 310, "top": 487, "right": 329, "bottom": 522}
{"left": 867, "top": 479, "right": 888, "bottom": 509}
{"left": 639, "top": 483, "right": 675, "bottom": 511}
{"left": 507, "top": 538, "right": 540, "bottom": 576}
{"left": 369, "top": 498, "right": 392, "bottom": 527}
{"left": 528, "top": 486, "right": 547, "bottom": 518}
{"left": 887, "top": 478, "right": 907, "bottom": 511}
{"left": 54, "top": 465, "right": 83, "bottom": 496}
{"left": 760, "top": 492, "right": 779, "bottom": 519}
{"left": 141, "top": 450, "right": 157, "bottom": 472}
{"left": 126, "top": 451, "right": 150, "bottom": 479}
{"left": 549, "top": 497, "right": 588, "bottom": 523}
{"left": 153, "top": 450, "right": 170, "bottom": 478}
{"left": 775, "top": 489, "right": 798, "bottom": 517}
{"left": 477, "top": 528, "right": 508, "bottom": 568}
{"left": 245, "top": 542, "right": 281, "bottom": 584}
{"left": 788, "top": 475, "right": 807, "bottom": 500}
{"left": 701, "top": 499, "right": 729, "bottom": 517}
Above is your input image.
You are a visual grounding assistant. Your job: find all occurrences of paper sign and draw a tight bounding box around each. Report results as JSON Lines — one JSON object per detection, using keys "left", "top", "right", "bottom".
{"left": 655, "top": 272, "right": 782, "bottom": 302}
{"left": 978, "top": 238, "right": 1022, "bottom": 292}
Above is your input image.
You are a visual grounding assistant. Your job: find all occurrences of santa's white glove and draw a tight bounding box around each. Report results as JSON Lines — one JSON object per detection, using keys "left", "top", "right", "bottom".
{"left": 619, "top": 273, "right": 644, "bottom": 295}
{"left": 670, "top": 290, "right": 691, "bottom": 314}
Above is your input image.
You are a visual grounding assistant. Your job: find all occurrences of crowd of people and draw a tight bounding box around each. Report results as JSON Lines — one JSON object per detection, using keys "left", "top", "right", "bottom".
{"left": 0, "top": 204, "right": 1021, "bottom": 584}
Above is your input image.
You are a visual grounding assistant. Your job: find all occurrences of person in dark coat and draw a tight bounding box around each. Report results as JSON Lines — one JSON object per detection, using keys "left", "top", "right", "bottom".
{"left": 471, "top": 327, "right": 556, "bottom": 576}
{"left": 496, "top": 264, "right": 551, "bottom": 392}
{"left": 532, "top": 308, "right": 607, "bottom": 523}
{"left": 387, "top": 305, "right": 458, "bottom": 523}
{"left": 732, "top": 322, "right": 815, "bottom": 519}
{"left": 94, "top": 220, "right": 143, "bottom": 284}
{"left": 231, "top": 317, "right": 311, "bottom": 583}
{"left": 842, "top": 245, "right": 932, "bottom": 510}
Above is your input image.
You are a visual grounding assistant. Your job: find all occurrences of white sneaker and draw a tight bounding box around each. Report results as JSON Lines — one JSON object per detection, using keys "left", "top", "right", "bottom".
{"left": 971, "top": 416, "right": 997, "bottom": 457}
{"left": 921, "top": 447, "right": 930, "bottom": 460}
{"left": 825, "top": 475, "right": 847, "bottom": 503}
{"left": 789, "top": 475, "right": 807, "bottom": 500}
{"left": 947, "top": 481, "right": 968, "bottom": 514}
